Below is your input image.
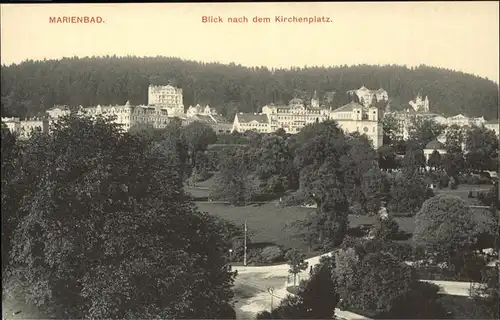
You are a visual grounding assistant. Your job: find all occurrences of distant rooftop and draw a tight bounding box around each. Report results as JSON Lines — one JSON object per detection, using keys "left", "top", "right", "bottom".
{"left": 236, "top": 113, "right": 269, "bottom": 124}
{"left": 332, "top": 102, "right": 365, "bottom": 113}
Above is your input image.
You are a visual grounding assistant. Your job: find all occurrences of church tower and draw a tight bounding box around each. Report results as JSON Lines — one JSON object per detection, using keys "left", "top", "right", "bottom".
{"left": 423, "top": 96, "right": 430, "bottom": 112}
{"left": 311, "top": 90, "right": 320, "bottom": 108}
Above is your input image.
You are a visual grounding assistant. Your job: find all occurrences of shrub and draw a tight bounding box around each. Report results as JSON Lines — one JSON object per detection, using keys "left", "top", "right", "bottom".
{"left": 280, "top": 191, "right": 307, "bottom": 207}
{"left": 373, "top": 216, "right": 400, "bottom": 241}
{"left": 439, "top": 174, "right": 450, "bottom": 189}
{"left": 259, "top": 246, "right": 284, "bottom": 264}
{"left": 466, "top": 174, "right": 492, "bottom": 185}
{"left": 449, "top": 176, "right": 459, "bottom": 189}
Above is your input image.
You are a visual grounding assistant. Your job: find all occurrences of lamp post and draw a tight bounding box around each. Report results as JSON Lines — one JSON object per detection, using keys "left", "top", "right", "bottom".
{"left": 268, "top": 286, "right": 275, "bottom": 310}
{"left": 228, "top": 249, "right": 233, "bottom": 261}
{"left": 243, "top": 220, "right": 247, "bottom": 266}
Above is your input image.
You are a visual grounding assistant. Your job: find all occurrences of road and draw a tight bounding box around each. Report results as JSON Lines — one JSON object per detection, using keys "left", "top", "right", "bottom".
{"left": 233, "top": 251, "right": 478, "bottom": 320}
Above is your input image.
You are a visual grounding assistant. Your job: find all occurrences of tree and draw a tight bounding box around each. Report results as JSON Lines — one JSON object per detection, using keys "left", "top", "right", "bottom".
{"left": 335, "top": 245, "right": 414, "bottom": 314}
{"left": 257, "top": 255, "right": 339, "bottom": 319}
{"left": 442, "top": 151, "right": 465, "bottom": 177}
{"left": 182, "top": 121, "right": 217, "bottom": 169}
{"left": 275, "top": 128, "right": 286, "bottom": 137}
{"left": 210, "top": 148, "right": 255, "bottom": 205}
{"left": 156, "top": 120, "right": 191, "bottom": 182}
{"left": 464, "top": 125, "right": 499, "bottom": 172}
{"left": 298, "top": 255, "right": 338, "bottom": 319}
{"left": 414, "top": 194, "right": 480, "bottom": 271}
{"left": 5, "top": 115, "right": 236, "bottom": 319}
{"left": 427, "top": 150, "right": 442, "bottom": 171}
{"left": 402, "top": 143, "right": 426, "bottom": 173}
{"left": 253, "top": 134, "right": 296, "bottom": 193}
{"left": 444, "top": 124, "right": 465, "bottom": 153}
{"left": 408, "top": 117, "right": 447, "bottom": 149}
{"left": 389, "top": 173, "right": 430, "bottom": 214}
{"left": 335, "top": 238, "right": 448, "bottom": 318}
{"left": 334, "top": 247, "right": 361, "bottom": 310}
{"left": 341, "top": 135, "right": 377, "bottom": 207}
{"left": 377, "top": 145, "right": 398, "bottom": 170}
{"left": 286, "top": 249, "right": 308, "bottom": 286}
{"left": 381, "top": 114, "right": 401, "bottom": 145}
{"left": 293, "top": 121, "right": 351, "bottom": 249}
{"left": 358, "top": 251, "right": 415, "bottom": 313}
{"left": 1, "top": 123, "right": 21, "bottom": 274}
{"left": 361, "top": 167, "right": 391, "bottom": 214}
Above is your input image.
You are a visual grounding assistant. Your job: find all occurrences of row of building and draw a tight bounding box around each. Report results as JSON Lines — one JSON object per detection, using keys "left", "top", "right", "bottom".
{"left": 2, "top": 85, "right": 498, "bottom": 150}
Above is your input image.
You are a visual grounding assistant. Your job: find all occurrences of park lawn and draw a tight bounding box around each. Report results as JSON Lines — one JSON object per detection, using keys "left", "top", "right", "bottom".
{"left": 196, "top": 202, "right": 316, "bottom": 253}
{"left": 434, "top": 184, "right": 493, "bottom": 199}
{"left": 195, "top": 202, "right": 416, "bottom": 252}
{"left": 438, "top": 295, "right": 492, "bottom": 319}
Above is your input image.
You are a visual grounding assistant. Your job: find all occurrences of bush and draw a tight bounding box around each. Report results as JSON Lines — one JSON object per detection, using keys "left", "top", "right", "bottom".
{"left": 259, "top": 246, "right": 285, "bottom": 264}
{"left": 439, "top": 174, "right": 450, "bottom": 189}
{"left": 466, "top": 174, "right": 492, "bottom": 185}
{"left": 247, "top": 248, "right": 263, "bottom": 264}
{"left": 279, "top": 191, "right": 307, "bottom": 207}
{"left": 449, "top": 176, "right": 459, "bottom": 189}
{"left": 426, "top": 187, "right": 435, "bottom": 198}
{"left": 373, "top": 216, "right": 400, "bottom": 241}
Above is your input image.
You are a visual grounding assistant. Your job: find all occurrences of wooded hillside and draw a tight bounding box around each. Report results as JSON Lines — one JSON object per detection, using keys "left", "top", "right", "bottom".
{"left": 1, "top": 56, "right": 498, "bottom": 120}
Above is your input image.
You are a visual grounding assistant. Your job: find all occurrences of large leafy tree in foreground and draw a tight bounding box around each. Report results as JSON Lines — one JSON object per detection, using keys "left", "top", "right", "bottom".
{"left": 1, "top": 123, "right": 21, "bottom": 274}
{"left": 414, "top": 195, "right": 482, "bottom": 274}
{"left": 5, "top": 115, "right": 236, "bottom": 319}
{"left": 293, "top": 121, "right": 351, "bottom": 250}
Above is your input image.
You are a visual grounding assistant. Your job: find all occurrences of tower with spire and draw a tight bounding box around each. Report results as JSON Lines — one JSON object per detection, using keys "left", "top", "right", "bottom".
{"left": 311, "top": 90, "right": 320, "bottom": 108}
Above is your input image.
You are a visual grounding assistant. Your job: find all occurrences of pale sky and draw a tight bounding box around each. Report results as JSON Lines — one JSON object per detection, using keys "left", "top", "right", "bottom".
{"left": 1, "top": 2, "right": 499, "bottom": 83}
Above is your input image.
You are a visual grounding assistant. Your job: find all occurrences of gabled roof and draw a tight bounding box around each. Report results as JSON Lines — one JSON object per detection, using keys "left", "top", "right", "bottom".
{"left": 188, "top": 115, "right": 216, "bottom": 124}
{"left": 332, "top": 102, "right": 364, "bottom": 113}
{"left": 211, "top": 115, "right": 230, "bottom": 124}
{"left": 49, "top": 105, "right": 70, "bottom": 111}
{"left": 449, "top": 114, "right": 467, "bottom": 119}
{"left": 236, "top": 113, "right": 269, "bottom": 124}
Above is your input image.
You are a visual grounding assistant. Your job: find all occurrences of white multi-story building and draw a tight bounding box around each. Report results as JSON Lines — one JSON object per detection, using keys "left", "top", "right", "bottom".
{"left": 1, "top": 116, "right": 49, "bottom": 139}
{"left": 329, "top": 102, "right": 383, "bottom": 149}
{"left": 83, "top": 100, "right": 169, "bottom": 131}
{"left": 232, "top": 113, "right": 272, "bottom": 133}
{"left": 233, "top": 98, "right": 384, "bottom": 149}
{"left": 347, "top": 86, "right": 388, "bottom": 107}
{"left": 447, "top": 114, "right": 486, "bottom": 127}
{"left": 1, "top": 117, "right": 21, "bottom": 135}
{"left": 261, "top": 98, "right": 330, "bottom": 134}
{"left": 47, "top": 105, "right": 71, "bottom": 119}
{"left": 148, "top": 85, "right": 184, "bottom": 116}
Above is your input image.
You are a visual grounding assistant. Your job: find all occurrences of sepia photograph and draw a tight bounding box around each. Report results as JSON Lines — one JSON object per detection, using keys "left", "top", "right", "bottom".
{"left": 1, "top": 2, "right": 499, "bottom": 320}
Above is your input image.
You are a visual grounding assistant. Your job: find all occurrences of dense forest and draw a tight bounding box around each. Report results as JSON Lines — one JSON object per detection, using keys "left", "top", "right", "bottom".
{"left": 1, "top": 56, "right": 498, "bottom": 120}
